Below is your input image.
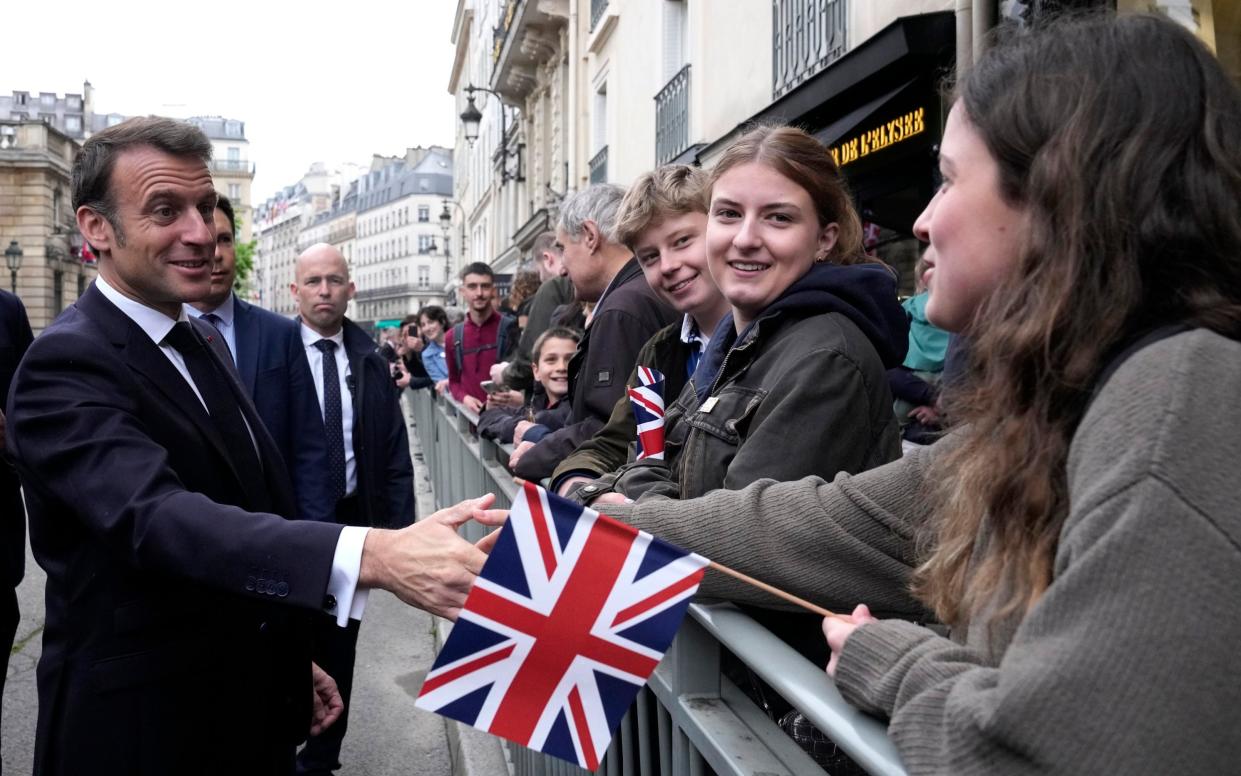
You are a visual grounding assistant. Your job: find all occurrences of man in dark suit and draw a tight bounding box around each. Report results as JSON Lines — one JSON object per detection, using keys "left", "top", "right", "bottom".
{"left": 188, "top": 194, "right": 332, "bottom": 522}
{"left": 290, "top": 243, "right": 415, "bottom": 775}
{"left": 4, "top": 116, "right": 497, "bottom": 775}
{"left": 0, "top": 288, "right": 33, "bottom": 771}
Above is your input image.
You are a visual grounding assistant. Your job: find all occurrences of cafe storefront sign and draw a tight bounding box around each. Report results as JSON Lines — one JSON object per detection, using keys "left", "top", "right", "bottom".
{"left": 830, "top": 107, "right": 927, "bottom": 168}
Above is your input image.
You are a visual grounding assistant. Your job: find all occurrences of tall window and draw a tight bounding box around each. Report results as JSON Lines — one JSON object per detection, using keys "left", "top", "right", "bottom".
{"left": 662, "top": 0, "right": 687, "bottom": 81}
{"left": 418, "top": 205, "right": 430, "bottom": 222}
{"left": 418, "top": 265, "right": 430, "bottom": 287}
{"left": 228, "top": 183, "right": 240, "bottom": 200}
{"left": 418, "top": 235, "right": 435, "bottom": 254}
{"left": 593, "top": 81, "right": 608, "bottom": 153}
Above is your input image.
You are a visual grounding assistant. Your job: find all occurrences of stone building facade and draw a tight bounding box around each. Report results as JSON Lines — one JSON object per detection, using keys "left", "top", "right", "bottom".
{"left": 0, "top": 119, "right": 97, "bottom": 332}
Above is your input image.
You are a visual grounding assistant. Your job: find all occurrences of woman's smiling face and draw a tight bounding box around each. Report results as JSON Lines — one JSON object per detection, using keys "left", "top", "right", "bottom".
{"left": 706, "top": 162, "right": 838, "bottom": 330}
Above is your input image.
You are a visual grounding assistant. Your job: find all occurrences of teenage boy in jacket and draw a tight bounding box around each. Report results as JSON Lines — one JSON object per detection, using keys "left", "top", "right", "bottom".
{"left": 509, "top": 184, "right": 677, "bottom": 480}
{"left": 549, "top": 165, "right": 730, "bottom": 496}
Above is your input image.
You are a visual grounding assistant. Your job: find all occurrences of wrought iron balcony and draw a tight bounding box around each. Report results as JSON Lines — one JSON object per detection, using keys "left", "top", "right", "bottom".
{"left": 209, "top": 159, "right": 256, "bottom": 175}
{"left": 655, "top": 65, "right": 691, "bottom": 165}
{"left": 772, "top": 0, "right": 848, "bottom": 99}
{"left": 588, "top": 146, "right": 608, "bottom": 184}
{"left": 590, "top": 0, "right": 608, "bottom": 32}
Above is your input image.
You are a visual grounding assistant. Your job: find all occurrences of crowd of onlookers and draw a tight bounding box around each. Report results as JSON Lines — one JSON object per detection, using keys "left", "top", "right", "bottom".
{"left": 397, "top": 12, "right": 1241, "bottom": 774}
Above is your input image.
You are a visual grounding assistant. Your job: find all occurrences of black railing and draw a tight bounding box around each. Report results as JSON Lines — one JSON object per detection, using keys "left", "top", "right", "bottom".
{"left": 590, "top": 0, "right": 608, "bottom": 31}
{"left": 209, "top": 159, "right": 256, "bottom": 174}
{"left": 588, "top": 146, "right": 608, "bottom": 184}
{"left": 772, "top": 0, "right": 848, "bottom": 99}
{"left": 354, "top": 283, "right": 429, "bottom": 302}
{"left": 655, "top": 64, "right": 691, "bottom": 165}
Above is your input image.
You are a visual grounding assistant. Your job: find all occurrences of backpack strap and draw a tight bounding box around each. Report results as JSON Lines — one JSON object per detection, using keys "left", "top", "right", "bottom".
{"left": 452, "top": 322, "right": 466, "bottom": 373}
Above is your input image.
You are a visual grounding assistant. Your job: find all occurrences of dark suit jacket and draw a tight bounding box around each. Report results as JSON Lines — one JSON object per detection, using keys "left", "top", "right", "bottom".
{"left": 341, "top": 318, "right": 415, "bottom": 528}
{"left": 514, "top": 258, "right": 676, "bottom": 480}
{"left": 230, "top": 296, "right": 333, "bottom": 522}
{"left": 0, "top": 290, "right": 33, "bottom": 591}
{"left": 5, "top": 284, "right": 345, "bottom": 775}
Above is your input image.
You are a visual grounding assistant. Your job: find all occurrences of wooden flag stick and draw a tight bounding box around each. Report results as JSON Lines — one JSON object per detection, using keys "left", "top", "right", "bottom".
{"left": 708, "top": 561, "right": 841, "bottom": 619}
{"left": 511, "top": 477, "right": 845, "bottom": 620}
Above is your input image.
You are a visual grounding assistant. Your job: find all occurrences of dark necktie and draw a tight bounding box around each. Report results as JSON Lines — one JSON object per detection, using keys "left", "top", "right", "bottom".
{"left": 315, "top": 339, "right": 347, "bottom": 502}
{"left": 686, "top": 339, "right": 703, "bottom": 379}
{"left": 200, "top": 312, "right": 234, "bottom": 363}
{"left": 163, "top": 321, "right": 266, "bottom": 508}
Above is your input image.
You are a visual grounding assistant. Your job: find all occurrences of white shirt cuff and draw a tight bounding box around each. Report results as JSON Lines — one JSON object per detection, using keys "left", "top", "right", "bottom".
{"left": 327, "top": 526, "right": 371, "bottom": 626}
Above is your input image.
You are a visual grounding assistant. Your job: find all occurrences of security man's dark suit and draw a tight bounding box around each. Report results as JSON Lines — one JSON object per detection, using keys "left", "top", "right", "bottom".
{"left": 297, "top": 316, "right": 414, "bottom": 775}
{"left": 5, "top": 284, "right": 345, "bottom": 775}
{"left": 230, "top": 296, "right": 332, "bottom": 522}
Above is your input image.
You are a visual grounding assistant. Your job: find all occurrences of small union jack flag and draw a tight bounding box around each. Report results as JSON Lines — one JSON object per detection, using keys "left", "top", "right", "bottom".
{"left": 415, "top": 482, "right": 708, "bottom": 770}
{"left": 627, "top": 366, "right": 666, "bottom": 460}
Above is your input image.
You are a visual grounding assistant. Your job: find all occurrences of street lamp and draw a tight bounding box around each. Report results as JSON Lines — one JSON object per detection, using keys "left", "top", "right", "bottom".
{"left": 459, "top": 92, "right": 484, "bottom": 146}
{"left": 439, "top": 199, "right": 467, "bottom": 305}
{"left": 458, "top": 84, "right": 524, "bottom": 183}
{"left": 5, "top": 240, "right": 22, "bottom": 294}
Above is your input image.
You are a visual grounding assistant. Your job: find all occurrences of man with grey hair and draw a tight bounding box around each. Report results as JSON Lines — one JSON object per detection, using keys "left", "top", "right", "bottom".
{"left": 5, "top": 116, "right": 500, "bottom": 774}
{"left": 509, "top": 184, "right": 676, "bottom": 480}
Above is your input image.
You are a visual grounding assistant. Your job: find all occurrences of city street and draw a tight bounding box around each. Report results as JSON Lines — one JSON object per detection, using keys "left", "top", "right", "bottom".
{"left": 0, "top": 410, "right": 461, "bottom": 775}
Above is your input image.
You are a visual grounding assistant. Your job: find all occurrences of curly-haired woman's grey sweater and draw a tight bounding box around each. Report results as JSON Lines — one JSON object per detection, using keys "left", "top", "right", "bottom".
{"left": 601, "top": 329, "right": 1241, "bottom": 774}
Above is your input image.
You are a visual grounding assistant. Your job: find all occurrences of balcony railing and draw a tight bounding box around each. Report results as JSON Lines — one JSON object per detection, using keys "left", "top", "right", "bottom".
{"left": 354, "top": 282, "right": 433, "bottom": 302}
{"left": 655, "top": 64, "right": 691, "bottom": 165}
{"left": 590, "top": 0, "right": 608, "bottom": 31}
{"left": 209, "top": 159, "right": 256, "bottom": 175}
{"left": 589, "top": 145, "right": 609, "bottom": 184}
{"left": 408, "top": 389, "right": 907, "bottom": 776}
{"left": 772, "top": 0, "right": 848, "bottom": 99}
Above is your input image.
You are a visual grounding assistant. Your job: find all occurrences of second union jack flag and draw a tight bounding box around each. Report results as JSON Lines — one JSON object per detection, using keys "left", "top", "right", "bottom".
{"left": 627, "top": 366, "right": 666, "bottom": 460}
{"left": 415, "top": 481, "right": 708, "bottom": 770}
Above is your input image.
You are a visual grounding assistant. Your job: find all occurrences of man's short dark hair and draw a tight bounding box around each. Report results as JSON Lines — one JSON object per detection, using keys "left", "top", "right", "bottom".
{"left": 531, "top": 230, "right": 559, "bottom": 259}
{"left": 417, "top": 305, "right": 449, "bottom": 329}
{"left": 215, "top": 193, "right": 236, "bottom": 235}
{"left": 460, "top": 262, "right": 494, "bottom": 281}
{"left": 72, "top": 116, "right": 214, "bottom": 236}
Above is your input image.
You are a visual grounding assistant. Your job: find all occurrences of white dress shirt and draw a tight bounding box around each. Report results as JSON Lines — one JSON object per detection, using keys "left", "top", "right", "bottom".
{"left": 300, "top": 323, "right": 357, "bottom": 495}
{"left": 186, "top": 293, "right": 238, "bottom": 365}
{"left": 97, "top": 276, "right": 367, "bottom": 625}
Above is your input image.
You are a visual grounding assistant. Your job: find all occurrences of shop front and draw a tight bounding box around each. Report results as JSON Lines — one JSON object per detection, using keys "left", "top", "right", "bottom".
{"left": 699, "top": 11, "right": 956, "bottom": 294}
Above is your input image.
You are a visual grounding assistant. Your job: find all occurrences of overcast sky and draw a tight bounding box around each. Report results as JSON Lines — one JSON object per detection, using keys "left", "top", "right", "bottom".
{"left": 3, "top": 0, "right": 459, "bottom": 203}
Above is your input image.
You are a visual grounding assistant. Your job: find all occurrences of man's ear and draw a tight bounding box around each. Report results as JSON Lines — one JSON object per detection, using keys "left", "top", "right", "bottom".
{"left": 77, "top": 206, "right": 114, "bottom": 256}
{"left": 582, "top": 221, "right": 601, "bottom": 254}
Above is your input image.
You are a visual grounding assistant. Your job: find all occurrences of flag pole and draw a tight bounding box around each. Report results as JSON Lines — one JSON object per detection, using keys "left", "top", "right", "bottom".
{"left": 512, "top": 479, "right": 844, "bottom": 620}
{"left": 707, "top": 561, "right": 840, "bottom": 619}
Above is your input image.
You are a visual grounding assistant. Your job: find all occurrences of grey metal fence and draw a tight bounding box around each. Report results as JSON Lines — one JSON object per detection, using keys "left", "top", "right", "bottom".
{"left": 409, "top": 389, "right": 906, "bottom": 775}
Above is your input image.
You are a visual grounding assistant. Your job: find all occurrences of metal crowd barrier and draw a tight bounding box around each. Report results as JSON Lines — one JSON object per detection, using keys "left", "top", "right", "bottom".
{"left": 408, "top": 389, "right": 906, "bottom": 776}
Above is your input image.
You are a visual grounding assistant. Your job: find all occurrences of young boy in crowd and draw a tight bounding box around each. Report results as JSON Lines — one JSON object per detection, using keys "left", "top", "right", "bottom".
{"left": 478, "top": 327, "right": 580, "bottom": 450}
{"left": 544, "top": 165, "right": 731, "bottom": 495}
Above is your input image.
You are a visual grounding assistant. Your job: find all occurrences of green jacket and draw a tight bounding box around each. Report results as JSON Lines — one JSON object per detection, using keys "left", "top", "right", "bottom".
{"left": 550, "top": 321, "right": 695, "bottom": 487}
{"left": 577, "top": 305, "right": 901, "bottom": 503}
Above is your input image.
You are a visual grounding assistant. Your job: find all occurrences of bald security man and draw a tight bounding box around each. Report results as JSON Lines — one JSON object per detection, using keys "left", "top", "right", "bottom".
{"left": 290, "top": 244, "right": 416, "bottom": 776}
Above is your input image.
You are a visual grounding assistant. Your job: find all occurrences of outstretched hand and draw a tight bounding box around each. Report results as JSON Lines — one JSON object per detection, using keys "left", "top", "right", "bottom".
{"left": 824, "top": 604, "right": 877, "bottom": 677}
{"left": 359, "top": 494, "right": 507, "bottom": 620}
